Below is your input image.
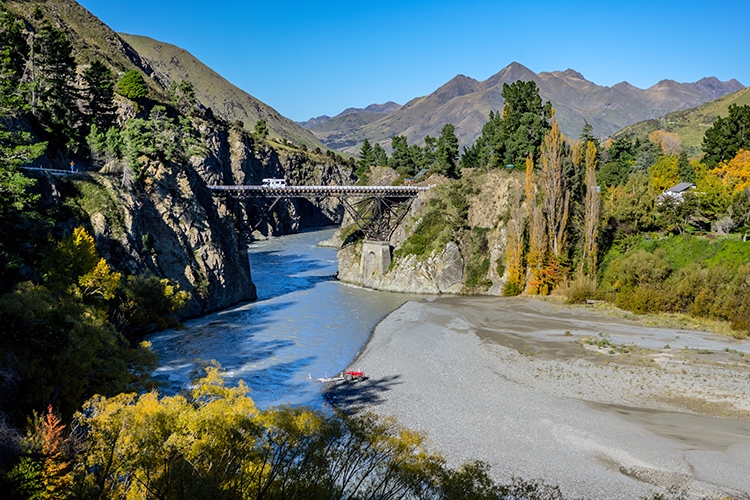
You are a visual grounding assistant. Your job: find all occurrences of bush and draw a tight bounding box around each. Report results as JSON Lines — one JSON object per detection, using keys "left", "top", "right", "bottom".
{"left": 116, "top": 70, "right": 147, "bottom": 100}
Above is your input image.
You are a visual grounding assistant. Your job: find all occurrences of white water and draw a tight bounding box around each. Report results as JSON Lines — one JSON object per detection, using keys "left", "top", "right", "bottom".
{"left": 147, "top": 228, "right": 421, "bottom": 408}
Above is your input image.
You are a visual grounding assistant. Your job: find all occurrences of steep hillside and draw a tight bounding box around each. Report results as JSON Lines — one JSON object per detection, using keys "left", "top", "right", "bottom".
{"left": 312, "top": 62, "right": 743, "bottom": 155}
{"left": 2, "top": 0, "right": 354, "bottom": 317}
{"left": 120, "top": 34, "right": 326, "bottom": 150}
{"left": 612, "top": 86, "right": 750, "bottom": 155}
{"left": 4, "top": 0, "right": 165, "bottom": 94}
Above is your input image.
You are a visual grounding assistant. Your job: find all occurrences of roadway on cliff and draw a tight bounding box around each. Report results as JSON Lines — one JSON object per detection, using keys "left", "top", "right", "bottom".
{"left": 208, "top": 183, "right": 431, "bottom": 242}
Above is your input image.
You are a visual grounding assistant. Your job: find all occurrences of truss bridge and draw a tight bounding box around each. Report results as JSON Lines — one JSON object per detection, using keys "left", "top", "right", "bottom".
{"left": 208, "top": 184, "right": 431, "bottom": 242}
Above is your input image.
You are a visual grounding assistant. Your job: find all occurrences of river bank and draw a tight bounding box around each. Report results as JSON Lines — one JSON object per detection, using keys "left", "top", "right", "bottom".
{"left": 327, "top": 296, "right": 750, "bottom": 499}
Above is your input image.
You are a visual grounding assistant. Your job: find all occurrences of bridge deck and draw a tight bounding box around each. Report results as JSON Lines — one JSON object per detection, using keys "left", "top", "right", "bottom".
{"left": 208, "top": 184, "right": 430, "bottom": 198}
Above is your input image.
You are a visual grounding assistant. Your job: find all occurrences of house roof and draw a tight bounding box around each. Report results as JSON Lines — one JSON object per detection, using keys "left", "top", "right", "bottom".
{"left": 666, "top": 182, "right": 695, "bottom": 193}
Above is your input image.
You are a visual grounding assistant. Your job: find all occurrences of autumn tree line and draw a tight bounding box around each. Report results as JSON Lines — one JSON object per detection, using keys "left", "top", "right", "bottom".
{"left": 364, "top": 81, "right": 750, "bottom": 336}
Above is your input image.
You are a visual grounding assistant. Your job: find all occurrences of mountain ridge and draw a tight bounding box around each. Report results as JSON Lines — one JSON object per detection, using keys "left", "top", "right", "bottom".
{"left": 119, "top": 34, "right": 326, "bottom": 150}
{"left": 302, "top": 62, "right": 743, "bottom": 154}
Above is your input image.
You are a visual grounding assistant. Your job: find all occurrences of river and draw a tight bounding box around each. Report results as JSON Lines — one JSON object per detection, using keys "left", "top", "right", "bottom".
{"left": 147, "top": 228, "right": 421, "bottom": 408}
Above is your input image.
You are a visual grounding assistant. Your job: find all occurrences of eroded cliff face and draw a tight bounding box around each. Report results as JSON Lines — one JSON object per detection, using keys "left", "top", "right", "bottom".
{"left": 336, "top": 169, "right": 519, "bottom": 295}
{"left": 41, "top": 117, "right": 352, "bottom": 317}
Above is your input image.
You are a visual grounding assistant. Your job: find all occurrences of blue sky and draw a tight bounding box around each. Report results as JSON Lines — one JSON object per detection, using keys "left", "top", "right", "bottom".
{"left": 77, "top": 0, "right": 748, "bottom": 122}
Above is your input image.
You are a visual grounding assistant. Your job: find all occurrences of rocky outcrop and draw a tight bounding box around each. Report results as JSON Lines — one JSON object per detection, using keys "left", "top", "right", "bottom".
{"left": 336, "top": 169, "right": 517, "bottom": 295}
{"left": 338, "top": 240, "right": 465, "bottom": 294}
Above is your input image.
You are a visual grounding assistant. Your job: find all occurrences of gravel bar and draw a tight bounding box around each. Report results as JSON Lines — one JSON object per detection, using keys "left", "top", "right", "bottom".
{"left": 326, "top": 297, "right": 750, "bottom": 499}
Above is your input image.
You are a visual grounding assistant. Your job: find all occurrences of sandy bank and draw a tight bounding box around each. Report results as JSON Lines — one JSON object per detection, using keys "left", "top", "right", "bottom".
{"left": 326, "top": 297, "right": 750, "bottom": 499}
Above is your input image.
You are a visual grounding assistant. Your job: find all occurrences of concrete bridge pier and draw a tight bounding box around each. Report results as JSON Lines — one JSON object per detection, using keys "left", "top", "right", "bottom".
{"left": 361, "top": 240, "right": 392, "bottom": 279}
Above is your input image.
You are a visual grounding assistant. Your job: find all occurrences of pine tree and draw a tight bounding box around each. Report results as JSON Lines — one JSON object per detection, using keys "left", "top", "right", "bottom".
{"left": 372, "top": 142, "right": 388, "bottom": 166}
{"left": 678, "top": 150, "right": 694, "bottom": 183}
{"left": 253, "top": 118, "right": 269, "bottom": 139}
{"left": 435, "top": 123, "right": 459, "bottom": 178}
{"left": 498, "top": 81, "right": 552, "bottom": 167}
{"left": 116, "top": 69, "right": 147, "bottom": 101}
{"left": 82, "top": 60, "right": 116, "bottom": 132}
{"left": 34, "top": 22, "right": 81, "bottom": 152}
{"left": 357, "top": 138, "right": 374, "bottom": 177}
{"left": 0, "top": 6, "right": 29, "bottom": 114}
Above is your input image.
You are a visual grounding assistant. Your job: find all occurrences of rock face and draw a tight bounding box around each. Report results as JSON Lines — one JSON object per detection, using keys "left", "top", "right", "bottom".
{"left": 336, "top": 169, "right": 516, "bottom": 295}
{"left": 42, "top": 118, "right": 351, "bottom": 318}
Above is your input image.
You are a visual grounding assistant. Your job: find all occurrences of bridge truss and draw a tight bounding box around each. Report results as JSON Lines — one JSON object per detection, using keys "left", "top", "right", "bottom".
{"left": 208, "top": 184, "right": 430, "bottom": 242}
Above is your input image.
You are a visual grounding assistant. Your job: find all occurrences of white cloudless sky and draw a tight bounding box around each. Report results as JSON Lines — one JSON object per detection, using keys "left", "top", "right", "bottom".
{"left": 77, "top": 0, "right": 748, "bottom": 121}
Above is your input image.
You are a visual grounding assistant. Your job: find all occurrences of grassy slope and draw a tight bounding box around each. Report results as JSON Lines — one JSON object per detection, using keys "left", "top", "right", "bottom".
{"left": 612, "top": 87, "right": 750, "bottom": 156}
{"left": 120, "top": 34, "right": 326, "bottom": 150}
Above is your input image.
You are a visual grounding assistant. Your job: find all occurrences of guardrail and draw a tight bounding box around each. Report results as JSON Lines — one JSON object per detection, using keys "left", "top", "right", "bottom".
{"left": 207, "top": 184, "right": 432, "bottom": 198}
{"left": 20, "top": 166, "right": 78, "bottom": 176}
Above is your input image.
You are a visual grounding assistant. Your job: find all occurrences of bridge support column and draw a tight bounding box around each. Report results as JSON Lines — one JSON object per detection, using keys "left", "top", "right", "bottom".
{"left": 361, "top": 240, "right": 392, "bottom": 278}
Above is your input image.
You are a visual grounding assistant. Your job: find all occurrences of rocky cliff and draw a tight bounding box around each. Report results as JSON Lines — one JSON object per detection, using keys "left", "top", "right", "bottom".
{"left": 34, "top": 116, "right": 352, "bottom": 318}
{"left": 336, "top": 168, "right": 518, "bottom": 295}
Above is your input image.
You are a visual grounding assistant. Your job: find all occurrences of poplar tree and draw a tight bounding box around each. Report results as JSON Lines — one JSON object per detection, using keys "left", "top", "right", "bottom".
{"left": 540, "top": 115, "right": 569, "bottom": 258}
{"left": 583, "top": 141, "right": 600, "bottom": 278}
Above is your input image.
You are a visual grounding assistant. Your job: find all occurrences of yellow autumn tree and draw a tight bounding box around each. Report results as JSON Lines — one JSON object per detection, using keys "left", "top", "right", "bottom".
{"left": 504, "top": 188, "right": 526, "bottom": 296}
{"left": 712, "top": 148, "right": 750, "bottom": 193}
{"left": 649, "top": 154, "right": 680, "bottom": 193}
{"left": 539, "top": 113, "right": 569, "bottom": 259}
{"left": 72, "top": 364, "right": 454, "bottom": 500}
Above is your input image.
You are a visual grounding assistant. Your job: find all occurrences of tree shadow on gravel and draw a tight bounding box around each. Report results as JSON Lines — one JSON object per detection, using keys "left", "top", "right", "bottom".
{"left": 322, "top": 374, "right": 402, "bottom": 412}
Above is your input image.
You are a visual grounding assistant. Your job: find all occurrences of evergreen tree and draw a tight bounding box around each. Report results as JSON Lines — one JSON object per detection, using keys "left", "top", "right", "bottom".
{"left": 497, "top": 81, "right": 552, "bottom": 168}
{"left": 677, "top": 150, "right": 694, "bottom": 183}
{"left": 116, "top": 69, "right": 147, "bottom": 101}
{"left": 34, "top": 22, "right": 81, "bottom": 152}
{"left": 422, "top": 135, "right": 437, "bottom": 170}
{"left": 0, "top": 6, "right": 29, "bottom": 115}
{"left": 357, "top": 138, "right": 374, "bottom": 175}
{"left": 435, "top": 123, "right": 460, "bottom": 178}
{"left": 168, "top": 79, "right": 197, "bottom": 115}
{"left": 0, "top": 124, "right": 45, "bottom": 214}
{"left": 253, "top": 118, "right": 268, "bottom": 139}
{"left": 82, "top": 60, "right": 117, "bottom": 132}
{"left": 389, "top": 135, "right": 415, "bottom": 175}
{"left": 372, "top": 142, "right": 388, "bottom": 166}
{"left": 702, "top": 104, "right": 750, "bottom": 168}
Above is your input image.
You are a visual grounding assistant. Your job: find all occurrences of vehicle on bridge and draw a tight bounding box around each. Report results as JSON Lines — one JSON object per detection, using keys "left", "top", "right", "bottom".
{"left": 261, "top": 178, "right": 287, "bottom": 187}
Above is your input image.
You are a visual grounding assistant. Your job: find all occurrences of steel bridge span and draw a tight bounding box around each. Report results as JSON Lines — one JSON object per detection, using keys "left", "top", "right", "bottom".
{"left": 208, "top": 184, "right": 431, "bottom": 242}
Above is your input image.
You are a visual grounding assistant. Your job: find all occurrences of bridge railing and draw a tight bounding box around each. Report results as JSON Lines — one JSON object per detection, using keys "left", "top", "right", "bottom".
{"left": 207, "top": 184, "right": 432, "bottom": 198}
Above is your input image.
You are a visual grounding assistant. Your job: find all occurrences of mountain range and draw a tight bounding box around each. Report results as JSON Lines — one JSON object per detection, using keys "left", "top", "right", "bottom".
{"left": 300, "top": 63, "right": 743, "bottom": 154}
{"left": 613, "top": 86, "right": 750, "bottom": 154}
{"left": 3, "top": 0, "right": 745, "bottom": 161}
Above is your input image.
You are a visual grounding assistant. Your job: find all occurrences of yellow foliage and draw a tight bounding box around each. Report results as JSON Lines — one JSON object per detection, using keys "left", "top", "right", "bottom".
{"left": 524, "top": 154, "right": 535, "bottom": 204}
{"left": 649, "top": 155, "right": 680, "bottom": 192}
{"left": 78, "top": 259, "right": 121, "bottom": 300}
{"left": 712, "top": 148, "right": 750, "bottom": 193}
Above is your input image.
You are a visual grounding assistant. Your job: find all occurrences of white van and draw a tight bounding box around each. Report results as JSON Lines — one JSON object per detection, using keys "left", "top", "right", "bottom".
{"left": 261, "top": 178, "right": 287, "bottom": 187}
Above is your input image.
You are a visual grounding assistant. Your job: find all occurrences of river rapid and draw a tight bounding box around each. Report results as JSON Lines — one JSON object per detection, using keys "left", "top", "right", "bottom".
{"left": 147, "top": 228, "right": 421, "bottom": 408}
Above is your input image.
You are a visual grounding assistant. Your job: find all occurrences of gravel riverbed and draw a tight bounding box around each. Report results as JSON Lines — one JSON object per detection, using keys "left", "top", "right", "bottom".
{"left": 326, "top": 296, "right": 750, "bottom": 499}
